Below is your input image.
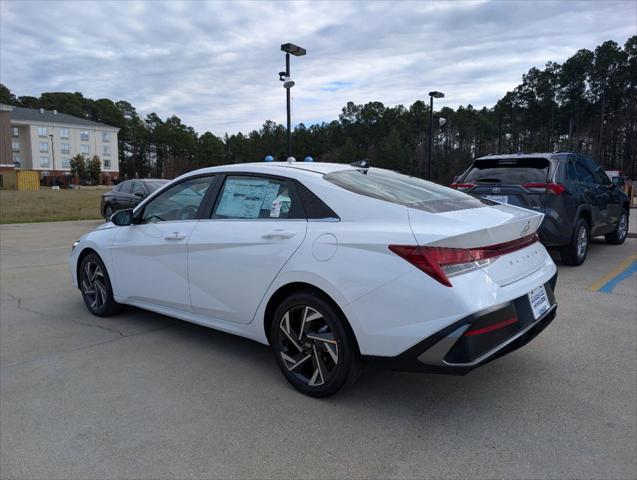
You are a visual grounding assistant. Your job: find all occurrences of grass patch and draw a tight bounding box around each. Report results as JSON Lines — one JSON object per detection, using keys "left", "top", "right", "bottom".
{"left": 0, "top": 189, "right": 104, "bottom": 224}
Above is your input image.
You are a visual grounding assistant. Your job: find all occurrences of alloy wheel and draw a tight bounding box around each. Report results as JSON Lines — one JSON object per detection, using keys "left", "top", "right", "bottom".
{"left": 277, "top": 305, "right": 339, "bottom": 387}
{"left": 617, "top": 213, "right": 628, "bottom": 240}
{"left": 81, "top": 261, "right": 107, "bottom": 311}
{"left": 577, "top": 225, "right": 588, "bottom": 259}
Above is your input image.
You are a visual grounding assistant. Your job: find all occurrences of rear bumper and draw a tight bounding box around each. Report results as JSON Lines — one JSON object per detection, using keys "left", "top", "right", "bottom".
{"left": 363, "top": 273, "right": 557, "bottom": 375}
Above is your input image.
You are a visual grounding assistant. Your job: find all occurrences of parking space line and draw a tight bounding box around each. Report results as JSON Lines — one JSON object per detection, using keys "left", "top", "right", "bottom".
{"left": 589, "top": 254, "right": 637, "bottom": 293}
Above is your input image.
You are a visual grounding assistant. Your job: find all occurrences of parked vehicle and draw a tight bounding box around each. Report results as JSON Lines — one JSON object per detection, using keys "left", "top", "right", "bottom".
{"left": 451, "top": 153, "right": 630, "bottom": 266}
{"left": 70, "top": 161, "right": 558, "bottom": 397}
{"left": 100, "top": 179, "right": 169, "bottom": 219}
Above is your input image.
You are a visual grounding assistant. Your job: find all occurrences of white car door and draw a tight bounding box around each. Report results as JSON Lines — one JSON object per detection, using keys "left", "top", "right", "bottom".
{"left": 188, "top": 174, "right": 307, "bottom": 324}
{"left": 111, "top": 175, "right": 216, "bottom": 311}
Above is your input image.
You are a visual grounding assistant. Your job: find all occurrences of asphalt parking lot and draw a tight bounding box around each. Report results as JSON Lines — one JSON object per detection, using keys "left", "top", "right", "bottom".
{"left": 1, "top": 219, "right": 636, "bottom": 480}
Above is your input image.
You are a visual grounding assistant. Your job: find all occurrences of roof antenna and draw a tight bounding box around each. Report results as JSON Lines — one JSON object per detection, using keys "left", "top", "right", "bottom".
{"left": 350, "top": 159, "right": 370, "bottom": 171}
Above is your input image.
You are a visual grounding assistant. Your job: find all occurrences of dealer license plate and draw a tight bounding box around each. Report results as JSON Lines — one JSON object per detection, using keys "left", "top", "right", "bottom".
{"left": 528, "top": 285, "right": 550, "bottom": 319}
{"left": 483, "top": 195, "right": 509, "bottom": 204}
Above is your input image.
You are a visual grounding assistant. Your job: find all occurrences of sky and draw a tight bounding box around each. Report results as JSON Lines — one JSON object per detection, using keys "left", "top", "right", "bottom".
{"left": 1, "top": 0, "right": 635, "bottom": 135}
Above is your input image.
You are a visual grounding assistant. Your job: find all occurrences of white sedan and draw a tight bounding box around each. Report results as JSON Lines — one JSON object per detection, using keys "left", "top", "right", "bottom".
{"left": 69, "top": 161, "right": 558, "bottom": 396}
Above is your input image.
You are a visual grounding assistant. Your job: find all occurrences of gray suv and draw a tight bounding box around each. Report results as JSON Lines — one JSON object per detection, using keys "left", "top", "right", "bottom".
{"left": 452, "top": 153, "right": 630, "bottom": 266}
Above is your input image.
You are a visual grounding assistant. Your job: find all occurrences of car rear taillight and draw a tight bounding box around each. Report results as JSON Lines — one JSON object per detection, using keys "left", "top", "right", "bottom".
{"left": 450, "top": 183, "right": 475, "bottom": 191}
{"left": 389, "top": 233, "right": 539, "bottom": 287}
{"left": 522, "top": 182, "right": 566, "bottom": 195}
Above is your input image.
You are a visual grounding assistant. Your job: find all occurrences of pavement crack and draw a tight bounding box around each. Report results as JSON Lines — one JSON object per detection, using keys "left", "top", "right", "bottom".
{"left": 1, "top": 290, "right": 126, "bottom": 337}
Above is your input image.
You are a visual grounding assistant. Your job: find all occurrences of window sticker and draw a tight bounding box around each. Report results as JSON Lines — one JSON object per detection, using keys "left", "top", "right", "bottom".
{"left": 216, "top": 178, "right": 281, "bottom": 219}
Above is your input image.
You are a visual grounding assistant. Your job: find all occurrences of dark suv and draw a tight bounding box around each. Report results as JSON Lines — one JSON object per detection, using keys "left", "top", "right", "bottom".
{"left": 451, "top": 153, "right": 630, "bottom": 266}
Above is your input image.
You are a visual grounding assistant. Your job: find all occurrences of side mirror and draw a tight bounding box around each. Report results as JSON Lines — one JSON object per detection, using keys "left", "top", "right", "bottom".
{"left": 111, "top": 209, "right": 134, "bottom": 226}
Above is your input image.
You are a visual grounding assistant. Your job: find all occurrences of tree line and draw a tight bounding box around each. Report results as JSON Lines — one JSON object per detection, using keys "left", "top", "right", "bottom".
{"left": 1, "top": 36, "right": 635, "bottom": 184}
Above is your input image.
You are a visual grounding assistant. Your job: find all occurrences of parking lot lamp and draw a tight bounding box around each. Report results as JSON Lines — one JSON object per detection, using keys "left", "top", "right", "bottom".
{"left": 280, "top": 43, "right": 306, "bottom": 158}
{"left": 427, "top": 91, "right": 444, "bottom": 181}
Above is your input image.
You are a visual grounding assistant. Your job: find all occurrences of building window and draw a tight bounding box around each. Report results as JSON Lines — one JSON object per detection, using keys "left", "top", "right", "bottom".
{"left": 12, "top": 141, "right": 20, "bottom": 152}
{"left": 81, "top": 145, "right": 90, "bottom": 156}
{"left": 103, "top": 145, "right": 111, "bottom": 156}
{"left": 104, "top": 159, "right": 111, "bottom": 169}
{"left": 40, "top": 141, "right": 49, "bottom": 152}
{"left": 102, "top": 132, "right": 110, "bottom": 143}
{"left": 12, "top": 127, "right": 18, "bottom": 137}
{"left": 62, "top": 158, "right": 71, "bottom": 168}
{"left": 13, "top": 155, "right": 21, "bottom": 164}
{"left": 40, "top": 156, "right": 50, "bottom": 167}
{"left": 60, "top": 128, "right": 69, "bottom": 139}
{"left": 61, "top": 143, "right": 70, "bottom": 154}
{"left": 80, "top": 130, "right": 89, "bottom": 141}
{"left": 38, "top": 127, "right": 47, "bottom": 137}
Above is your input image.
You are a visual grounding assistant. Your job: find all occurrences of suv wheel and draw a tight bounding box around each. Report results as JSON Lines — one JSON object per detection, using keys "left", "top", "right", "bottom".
{"left": 605, "top": 210, "right": 629, "bottom": 245}
{"left": 270, "top": 292, "right": 360, "bottom": 397}
{"left": 561, "top": 218, "right": 589, "bottom": 266}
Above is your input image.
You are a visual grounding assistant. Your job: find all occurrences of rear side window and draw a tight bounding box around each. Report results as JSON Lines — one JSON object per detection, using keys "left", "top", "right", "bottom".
{"left": 464, "top": 158, "right": 550, "bottom": 184}
{"left": 324, "top": 168, "right": 490, "bottom": 213}
{"left": 575, "top": 163, "right": 595, "bottom": 183}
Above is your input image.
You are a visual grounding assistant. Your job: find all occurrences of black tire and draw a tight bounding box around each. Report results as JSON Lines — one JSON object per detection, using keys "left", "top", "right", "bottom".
{"left": 78, "top": 253, "right": 121, "bottom": 316}
{"left": 270, "top": 291, "right": 360, "bottom": 397}
{"left": 561, "top": 218, "right": 589, "bottom": 266}
{"left": 605, "top": 210, "right": 629, "bottom": 245}
{"left": 103, "top": 204, "right": 114, "bottom": 220}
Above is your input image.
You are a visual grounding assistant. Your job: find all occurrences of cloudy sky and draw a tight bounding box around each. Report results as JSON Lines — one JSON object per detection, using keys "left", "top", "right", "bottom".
{"left": 1, "top": 1, "right": 635, "bottom": 135}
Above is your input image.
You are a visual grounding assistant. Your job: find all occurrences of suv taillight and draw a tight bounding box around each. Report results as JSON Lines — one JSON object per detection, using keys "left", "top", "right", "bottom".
{"left": 522, "top": 182, "right": 566, "bottom": 195}
{"left": 450, "top": 183, "right": 475, "bottom": 191}
{"left": 389, "top": 233, "right": 539, "bottom": 287}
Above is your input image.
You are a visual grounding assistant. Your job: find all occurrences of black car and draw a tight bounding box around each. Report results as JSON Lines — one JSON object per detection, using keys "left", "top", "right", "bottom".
{"left": 452, "top": 152, "right": 630, "bottom": 266}
{"left": 101, "top": 179, "right": 169, "bottom": 219}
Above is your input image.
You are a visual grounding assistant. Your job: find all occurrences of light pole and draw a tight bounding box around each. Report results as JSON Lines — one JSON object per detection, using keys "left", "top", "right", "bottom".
{"left": 427, "top": 91, "right": 444, "bottom": 181}
{"left": 280, "top": 43, "right": 306, "bottom": 158}
{"left": 48, "top": 133, "right": 56, "bottom": 185}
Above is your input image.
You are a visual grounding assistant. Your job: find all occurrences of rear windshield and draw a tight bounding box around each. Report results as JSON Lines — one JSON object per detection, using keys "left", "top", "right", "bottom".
{"left": 324, "top": 168, "right": 491, "bottom": 213}
{"left": 464, "top": 158, "right": 550, "bottom": 184}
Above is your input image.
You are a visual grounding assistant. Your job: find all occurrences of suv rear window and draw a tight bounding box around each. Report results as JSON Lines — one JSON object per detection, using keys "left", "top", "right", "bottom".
{"left": 464, "top": 158, "right": 550, "bottom": 184}
{"left": 324, "top": 168, "right": 490, "bottom": 213}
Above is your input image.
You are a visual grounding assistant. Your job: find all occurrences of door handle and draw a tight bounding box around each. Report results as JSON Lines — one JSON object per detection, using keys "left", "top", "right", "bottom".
{"left": 165, "top": 232, "right": 187, "bottom": 241}
{"left": 262, "top": 230, "right": 296, "bottom": 240}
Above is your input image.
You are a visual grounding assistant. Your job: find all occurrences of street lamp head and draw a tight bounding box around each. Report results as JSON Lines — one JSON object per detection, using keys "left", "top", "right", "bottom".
{"left": 438, "top": 117, "right": 447, "bottom": 127}
{"left": 281, "top": 43, "right": 306, "bottom": 56}
{"left": 428, "top": 91, "right": 445, "bottom": 99}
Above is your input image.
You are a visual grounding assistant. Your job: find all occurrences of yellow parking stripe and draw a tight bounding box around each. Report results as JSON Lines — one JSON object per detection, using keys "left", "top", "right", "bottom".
{"left": 589, "top": 254, "right": 637, "bottom": 292}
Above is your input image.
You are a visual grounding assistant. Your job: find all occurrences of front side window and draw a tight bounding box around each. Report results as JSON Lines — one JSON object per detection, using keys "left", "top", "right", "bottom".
{"left": 80, "top": 130, "right": 89, "bottom": 141}
{"left": 38, "top": 127, "right": 47, "bottom": 136}
{"left": 212, "top": 176, "right": 301, "bottom": 219}
{"left": 39, "top": 141, "right": 49, "bottom": 152}
{"left": 142, "top": 176, "right": 213, "bottom": 223}
{"left": 12, "top": 141, "right": 19, "bottom": 152}
{"left": 60, "top": 128, "right": 69, "bottom": 139}
{"left": 61, "top": 143, "right": 70, "bottom": 154}
{"left": 40, "top": 156, "right": 49, "bottom": 167}
{"left": 325, "top": 168, "right": 489, "bottom": 213}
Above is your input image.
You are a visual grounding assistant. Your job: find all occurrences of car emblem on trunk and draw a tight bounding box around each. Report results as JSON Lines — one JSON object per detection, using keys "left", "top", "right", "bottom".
{"left": 520, "top": 221, "right": 531, "bottom": 236}
{"left": 491, "top": 187, "right": 501, "bottom": 194}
